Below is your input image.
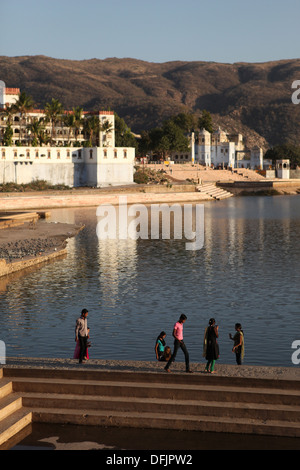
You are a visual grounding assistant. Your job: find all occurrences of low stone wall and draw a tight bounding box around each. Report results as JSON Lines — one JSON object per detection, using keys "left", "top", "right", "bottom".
{"left": 0, "top": 190, "right": 211, "bottom": 211}
{"left": 0, "top": 248, "right": 67, "bottom": 277}
{"left": 218, "top": 180, "right": 300, "bottom": 195}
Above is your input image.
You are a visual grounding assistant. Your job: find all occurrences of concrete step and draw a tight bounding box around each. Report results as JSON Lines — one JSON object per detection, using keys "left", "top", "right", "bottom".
{"left": 10, "top": 376, "right": 300, "bottom": 406}
{"left": 24, "top": 406, "right": 300, "bottom": 438}
{"left": 21, "top": 391, "right": 300, "bottom": 423}
{"left": 0, "top": 379, "right": 13, "bottom": 399}
{"left": 0, "top": 393, "right": 23, "bottom": 421}
{"left": 196, "top": 183, "right": 233, "bottom": 199}
{"left": 0, "top": 409, "right": 32, "bottom": 446}
{"left": 4, "top": 366, "right": 300, "bottom": 391}
{"left": 0, "top": 378, "right": 32, "bottom": 447}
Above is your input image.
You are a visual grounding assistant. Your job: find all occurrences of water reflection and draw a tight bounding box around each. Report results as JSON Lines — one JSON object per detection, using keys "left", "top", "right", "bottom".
{"left": 0, "top": 196, "right": 299, "bottom": 366}
{"left": 98, "top": 239, "right": 138, "bottom": 307}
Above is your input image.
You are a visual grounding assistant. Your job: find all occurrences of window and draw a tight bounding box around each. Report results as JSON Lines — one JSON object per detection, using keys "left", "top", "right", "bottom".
{"left": 114, "top": 150, "right": 117, "bottom": 158}
{"left": 47, "top": 150, "right": 51, "bottom": 159}
{"left": 90, "top": 149, "right": 93, "bottom": 159}
{"left": 123, "top": 150, "right": 127, "bottom": 159}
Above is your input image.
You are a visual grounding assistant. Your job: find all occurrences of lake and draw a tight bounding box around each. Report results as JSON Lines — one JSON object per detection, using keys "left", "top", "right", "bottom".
{"left": 1, "top": 195, "right": 299, "bottom": 367}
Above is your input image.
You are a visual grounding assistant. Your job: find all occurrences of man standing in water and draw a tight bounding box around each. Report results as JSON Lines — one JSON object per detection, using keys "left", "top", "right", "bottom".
{"left": 165, "top": 314, "right": 193, "bottom": 373}
{"left": 75, "top": 308, "right": 89, "bottom": 364}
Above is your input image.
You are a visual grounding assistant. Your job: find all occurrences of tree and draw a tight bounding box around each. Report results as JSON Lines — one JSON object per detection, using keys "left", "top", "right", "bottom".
{"left": 26, "top": 117, "right": 46, "bottom": 146}
{"left": 3, "top": 123, "right": 13, "bottom": 146}
{"left": 264, "top": 143, "right": 300, "bottom": 168}
{"left": 83, "top": 115, "right": 100, "bottom": 147}
{"left": 1, "top": 104, "right": 15, "bottom": 146}
{"left": 198, "top": 109, "right": 213, "bottom": 133}
{"left": 44, "top": 98, "right": 64, "bottom": 145}
{"left": 148, "top": 120, "right": 190, "bottom": 158}
{"left": 63, "top": 113, "right": 76, "bottom": 143}
{"left": 3, "top": 104, "right": 15, "bottom": 125}
{"left": 72, "top": 106, "right": 83, "bottom": 143}
{"left": 170, "top": 112, "right": 197, "bottom": 133}
{"left": 13, "top": 91, "right": 35, "bottom": 143}
{"left": 138, "top": 130, "right": 152, "bottom": 156}
{"left": 114, "top": 113, "right": 137, "bottom": 148}
{"left": 162, "top": 120, "right": 190, "bottom": 153}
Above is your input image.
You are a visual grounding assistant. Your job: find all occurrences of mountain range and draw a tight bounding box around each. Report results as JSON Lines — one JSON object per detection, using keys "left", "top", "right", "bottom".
{"left": 1, "top": 55, "right": 300, "bottom": 150}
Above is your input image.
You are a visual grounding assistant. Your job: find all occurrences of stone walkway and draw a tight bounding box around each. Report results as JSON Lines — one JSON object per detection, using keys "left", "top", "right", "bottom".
{"left": 5, "top": 357, "right": 300, "bottom": 381}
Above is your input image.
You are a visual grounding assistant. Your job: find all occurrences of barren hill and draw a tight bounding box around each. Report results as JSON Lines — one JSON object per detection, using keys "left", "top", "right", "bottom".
{"left": 1, "top": 55, "right": 300, "bottom": 150}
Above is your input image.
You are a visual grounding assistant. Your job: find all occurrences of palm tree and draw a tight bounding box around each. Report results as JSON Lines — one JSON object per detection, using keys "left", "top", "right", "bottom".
{"left": 1, "top": 104, "right": 15, "bottom": 145}
{"left": 63, "top": 113, "right": 76, "bottom": 144}
{"left": 27, "top": 117, "right": 46, "bottom": 146}
{"left": 44, "top": 98, "right": 64, "bottom": 145}
{"left": 100, "top": 118, "right": 114, "bottom": 147}
{"left": 3, "top": 123, "right": 13, "bottom": 146}
{"left": 72, "top": 106, "right": 83, "bottom": 143}
{"left": 83, "top": 115, "right": 100, "bottom": 146}
{"left": 101, "top": 119, "right": 113, "bottom": 133}
{"left": 13, "top": 91, "right": 35, "bottom": 144}
{"left": 2, "top": 104, "right": 15, "bottom": 125}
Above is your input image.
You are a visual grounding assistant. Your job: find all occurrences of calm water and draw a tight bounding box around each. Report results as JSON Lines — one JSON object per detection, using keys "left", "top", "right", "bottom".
{"left": 1, "top": 195, "right": 300, "bottom": 367}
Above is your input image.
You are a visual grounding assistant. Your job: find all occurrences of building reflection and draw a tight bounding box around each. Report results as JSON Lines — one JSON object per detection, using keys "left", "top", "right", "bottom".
{"left": 97, "top": 204, "right": 138, "bottom": 307}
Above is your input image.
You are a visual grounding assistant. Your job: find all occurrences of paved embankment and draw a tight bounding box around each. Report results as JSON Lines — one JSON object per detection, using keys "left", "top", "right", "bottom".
{"left": 4, "top": 357, "right": 300, "bottom": 381}
{"left": 0, "top": 185, "right": 213, "bottom": 211}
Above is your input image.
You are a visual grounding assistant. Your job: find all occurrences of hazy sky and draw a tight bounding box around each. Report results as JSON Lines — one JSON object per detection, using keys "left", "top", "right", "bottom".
{"left": 1, "top": 0, "right": 299, "bottom": 63}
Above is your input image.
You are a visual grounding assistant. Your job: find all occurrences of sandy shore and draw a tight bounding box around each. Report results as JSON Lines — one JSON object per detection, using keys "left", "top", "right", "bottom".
{"left": 0, "top": 220, "right": 83, "bottom": 263}
{"left": 4, "top": 357, "right": 300, "bottom": 382}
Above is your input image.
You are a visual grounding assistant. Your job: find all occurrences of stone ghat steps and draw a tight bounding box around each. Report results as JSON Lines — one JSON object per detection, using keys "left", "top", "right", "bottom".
{"left": 21, "top": 391, "right": 300, "bottom": 423}
{"left": 196, "top": 182, "right": 233, "bottom": 199}
{"left": 11, "top": 377, "right": 300, "bottom": 407}
{"left": 24, "top": 406, "right": 300, "bottom": 438}
{"left": 0, "top": 378, "right": 32, "bottom": 447}
{"left": 0, "top": 367, "right": 300, "bottom": 444}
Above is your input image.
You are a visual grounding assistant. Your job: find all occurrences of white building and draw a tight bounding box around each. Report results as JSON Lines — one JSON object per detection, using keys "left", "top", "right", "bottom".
{"left": 0, "top": 86, "right": 135, "bottom": 187}
{"left": 171, "top": 127, "right": 264, "bottom": 170}
{"left": 0, "top": 86, "right": 20, "bottom": 108}
{"left": 0, "top": 145, "right": 135, "bottom": 187}
{"left": 276, "top": 159, "right": 290, "bottom": 179}
{"left": 196, "top": 128, "right": 264, "bottom": 169}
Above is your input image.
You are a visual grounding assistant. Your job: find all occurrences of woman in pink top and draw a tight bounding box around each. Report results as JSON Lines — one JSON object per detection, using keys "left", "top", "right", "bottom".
{"left": 164, "top": 314, "right": 192, "bottom": 373}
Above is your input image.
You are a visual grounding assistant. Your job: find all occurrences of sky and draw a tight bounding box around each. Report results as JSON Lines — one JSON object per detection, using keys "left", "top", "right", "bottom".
{"left": 0, "top": 0, "right": 300, "bottom": 64}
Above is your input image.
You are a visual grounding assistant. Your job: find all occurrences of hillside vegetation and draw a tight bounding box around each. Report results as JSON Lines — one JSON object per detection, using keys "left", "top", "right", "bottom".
{"left": 1, "top": 55, "right": 300, "bottom": 150}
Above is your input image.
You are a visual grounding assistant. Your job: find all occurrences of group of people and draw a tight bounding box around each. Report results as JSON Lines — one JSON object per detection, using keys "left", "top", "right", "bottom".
{"left": 73, "top": 308, "right": 245, "bottom": 371}
{"left": 155, "top": 315, "right": 245, "bottom": 373}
